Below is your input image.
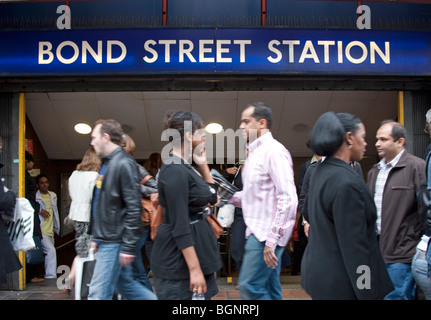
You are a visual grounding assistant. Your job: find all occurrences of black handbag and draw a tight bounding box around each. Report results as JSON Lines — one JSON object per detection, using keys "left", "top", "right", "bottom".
{"left": 79, "top": 259, "right": 96, "bottom": 300}
{"left": 74, "top": 249, "right": 97, "bottom": 300}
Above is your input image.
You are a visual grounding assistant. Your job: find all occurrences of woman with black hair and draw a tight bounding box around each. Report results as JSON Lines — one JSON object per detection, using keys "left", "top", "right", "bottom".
{"left": 300, "top": 112, "right": 393, "bottom": 300}
{"left": 151, "top": 110, "right": 223, "bottom": 300}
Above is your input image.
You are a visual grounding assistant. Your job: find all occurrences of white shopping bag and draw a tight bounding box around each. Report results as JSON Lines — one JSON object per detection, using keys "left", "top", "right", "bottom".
{"left": 5, "top": 198, "right": 35, "bottom": 251}
{"left": 217, "top": 203, "right": 235, "bottom": 228}
{"left": 74, "top": 249, "right": 96, "bottom": 300}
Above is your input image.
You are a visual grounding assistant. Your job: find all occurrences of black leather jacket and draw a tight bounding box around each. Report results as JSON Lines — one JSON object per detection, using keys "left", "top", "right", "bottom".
{"left": 89, "top": 147, "right": 143, "bottom": 255}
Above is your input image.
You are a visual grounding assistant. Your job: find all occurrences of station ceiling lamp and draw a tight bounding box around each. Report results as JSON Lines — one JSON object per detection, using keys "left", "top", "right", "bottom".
{"left": 205, "top": 122, "right": 223, "bottom": 134}
{"left": 74, "top": 123, "right": 92, "bottom": 134}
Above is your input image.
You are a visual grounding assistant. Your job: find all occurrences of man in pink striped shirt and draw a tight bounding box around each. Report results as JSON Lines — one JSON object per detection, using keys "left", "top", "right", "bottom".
{"left": 230, "top": 102, "right": 298, "bottom": 300}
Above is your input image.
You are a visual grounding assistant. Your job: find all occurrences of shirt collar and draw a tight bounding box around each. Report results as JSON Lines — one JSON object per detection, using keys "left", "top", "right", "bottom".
{"left": 378, "top": 149, "right": 405, "bottom": 170}
{"left": 248, "top": 131, "right": 273, "bottom": 153}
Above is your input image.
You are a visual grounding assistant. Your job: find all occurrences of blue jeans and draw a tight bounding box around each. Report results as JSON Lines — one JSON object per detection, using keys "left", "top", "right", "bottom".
{"left": 88, "top": 242, "right": 157, "bottom": 300}
{"left": 132, "top": 227, "right": 153, "bottom": 291}
{"left": 412, "top": 249, "right": 431, "bottom": 300}
{"left": 384, "top": 262, "right": 415, "bottom": 300}
{"left": 238, "top": 234, "right": 285, "bottom": 300}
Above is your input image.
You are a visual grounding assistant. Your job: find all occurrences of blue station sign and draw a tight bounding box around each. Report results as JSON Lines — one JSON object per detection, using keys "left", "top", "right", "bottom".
{"left": 0, "top": 28, "right": 430, "bottom": 76}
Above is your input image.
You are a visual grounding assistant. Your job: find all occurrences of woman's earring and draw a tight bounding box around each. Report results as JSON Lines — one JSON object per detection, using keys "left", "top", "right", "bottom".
{"left": 348, "top": 144, "right": 353, "bottom": 149}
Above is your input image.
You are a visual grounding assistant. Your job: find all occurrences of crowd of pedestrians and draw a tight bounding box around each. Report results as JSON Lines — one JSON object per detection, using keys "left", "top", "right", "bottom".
{"left": 1, "top": 103, "right": 431, "bottom": 300}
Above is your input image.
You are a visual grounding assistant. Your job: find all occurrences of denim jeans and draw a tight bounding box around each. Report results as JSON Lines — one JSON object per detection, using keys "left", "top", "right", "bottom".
{"left": 238, "top": 234, "right": 285, "bottom": 300}
{"left": 88, "top": 242, "right": 157, "bottom": 300}
{"left": 412, "top": 249, "right": 431, "bottom": 300}
{"left": 384, "top": 262, "right": 415, "bottom": 300}
{"left": 132, "top": 227, "right": 153, "bottom": 291}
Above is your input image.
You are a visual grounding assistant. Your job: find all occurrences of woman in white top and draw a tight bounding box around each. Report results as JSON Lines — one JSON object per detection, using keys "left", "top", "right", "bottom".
{"left": 67, "top": 147, "right": 100, "bottom": 289}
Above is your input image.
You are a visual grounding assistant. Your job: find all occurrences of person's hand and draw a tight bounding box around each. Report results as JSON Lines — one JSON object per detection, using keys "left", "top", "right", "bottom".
{"left": 263, "top": 246, "right": 279, "bottom": 269}
{"left": 210, "top": 195, "right": 221, "bottom": 207}
{"left": 189, "top": 269, "right": 207, "bottom": 295}
{"left": 193, "top": 146, "right": 208, "bottom": 166}
{"left": 226, "top": 167, "right": 238, "bottom": 175}
{"left": 40, "top": 208, "right": 50, "bottom": 219}
{"left": 119, "top": 253, "right": 135, "bottom": 266}
{"left": 304, "top": 222, "right": 310, "bottom": 237}
{"left": 90, "top": 241, "right": 98, "bottom": 253}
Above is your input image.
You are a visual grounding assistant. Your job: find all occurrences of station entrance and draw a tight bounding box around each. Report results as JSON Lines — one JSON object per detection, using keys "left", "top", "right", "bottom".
{"left": 22, "top": 87, "right": 401, "bottom": 280}
{"left": 2, "top": 75, "right": 431, "bottom": 290}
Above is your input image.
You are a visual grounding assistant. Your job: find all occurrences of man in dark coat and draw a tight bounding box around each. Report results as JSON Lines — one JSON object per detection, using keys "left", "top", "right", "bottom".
{"left": 367, "top": 121, "right": 425, "bottom": 300}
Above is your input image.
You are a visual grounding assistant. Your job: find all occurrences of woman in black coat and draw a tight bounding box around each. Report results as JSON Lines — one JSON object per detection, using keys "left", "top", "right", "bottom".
{"left": 300, "top": 112, "right": 393, "bottom": 300}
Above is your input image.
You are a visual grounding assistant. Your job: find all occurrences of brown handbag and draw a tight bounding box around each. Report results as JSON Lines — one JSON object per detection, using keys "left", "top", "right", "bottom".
{"left": 140, "top": 175, "right": 163, "bottom": 238}
{"left": 141, "top": 198, "right": 152, "bottom": 226}
{"left": 140, "top": 175, "right": 154, "bottom": 226}
{"left": 149, "top": 193, "right": 162, "bottom": 240}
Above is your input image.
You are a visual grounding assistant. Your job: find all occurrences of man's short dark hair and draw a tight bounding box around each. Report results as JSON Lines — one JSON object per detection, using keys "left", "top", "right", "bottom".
{"left": 380, "top": 120, "right": 407, "bottom": 147}
{"left": 248, "top": 102, "right": 273, "bottom": 130}
{"left": 35, "top": 173, "right": 48, "bottom": 185}
{"left": 94, "top": 119, "right": 125, "bottom": 146}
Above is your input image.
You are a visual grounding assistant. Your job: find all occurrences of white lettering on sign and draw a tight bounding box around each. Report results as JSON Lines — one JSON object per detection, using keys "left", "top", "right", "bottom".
{"left": 267, "top": 39, "right": 390, "bottom": 64}
{"left": 143, "top": 39, "right": 252, "bottom": 63}
{"left": 38, "top": 40, "right": 127, "bottom": 64}
{"left": 37, "top": 38, "right": 390, "bottom": 67}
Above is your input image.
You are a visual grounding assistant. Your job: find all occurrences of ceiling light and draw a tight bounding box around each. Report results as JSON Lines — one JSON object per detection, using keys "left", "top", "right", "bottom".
{"left": 74, "top": 123, "right": 92, "bottom": 134}
{"left": 205, "top": 123, "right": 223, "bottom": 134}
{"left": 121, "top": 124, "right": 135, "bottom": 134}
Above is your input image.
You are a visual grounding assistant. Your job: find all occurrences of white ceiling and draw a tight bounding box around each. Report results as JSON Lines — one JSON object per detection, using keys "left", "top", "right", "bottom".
{"left": 25, "top": 90, "right": 398, "bottom": 161}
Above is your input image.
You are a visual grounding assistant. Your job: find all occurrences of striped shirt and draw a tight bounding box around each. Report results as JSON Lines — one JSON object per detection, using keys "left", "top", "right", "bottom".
{"left": 230, "top": 132, "right": 298, "bottom": 249}
{"left": 374, "top": 149, "right": 404, "bottom": 234}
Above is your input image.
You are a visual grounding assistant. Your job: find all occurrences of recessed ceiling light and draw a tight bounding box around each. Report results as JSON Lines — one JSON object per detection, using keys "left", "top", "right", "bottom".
{"left": 74, "top": 123, "right": 92, "bottom": 134}
{"left": 121, "top": 124, "right": 135, "bottom": 134}
{"left": 205, "top": 123, "right": 223, "bottom": 134}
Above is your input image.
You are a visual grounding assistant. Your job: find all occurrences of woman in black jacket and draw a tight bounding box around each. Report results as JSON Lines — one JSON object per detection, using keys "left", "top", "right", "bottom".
{"left": 300, "top": 112, "right": 393, "bottom": 300}
{"left": 151, "top": 110, "right": 222, "bottom": 300}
